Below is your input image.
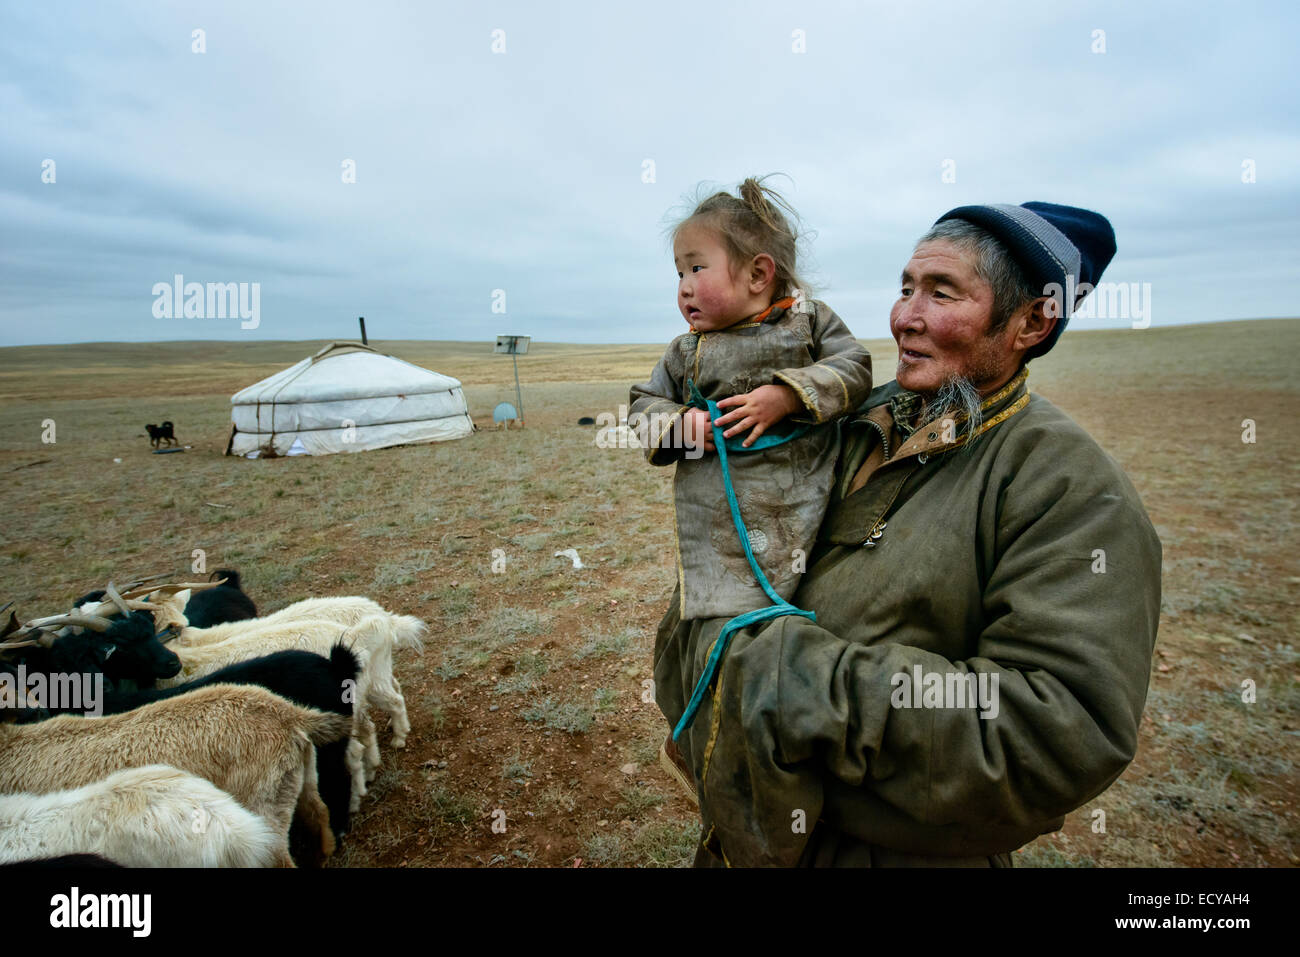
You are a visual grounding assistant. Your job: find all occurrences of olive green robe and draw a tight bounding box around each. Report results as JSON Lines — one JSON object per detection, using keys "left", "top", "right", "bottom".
{"left": 653, "top": 371, "right": 1163, "bottom": 866}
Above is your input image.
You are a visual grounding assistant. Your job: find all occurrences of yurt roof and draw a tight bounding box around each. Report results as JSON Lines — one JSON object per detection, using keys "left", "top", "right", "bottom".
{"left": 231, "top": 342, "right": 464, "bottom": 405}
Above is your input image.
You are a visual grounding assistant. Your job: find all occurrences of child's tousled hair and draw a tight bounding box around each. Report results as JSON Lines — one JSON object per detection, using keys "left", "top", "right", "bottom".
{"left": 671, "top": 175, "right": 812, "bottom": 302}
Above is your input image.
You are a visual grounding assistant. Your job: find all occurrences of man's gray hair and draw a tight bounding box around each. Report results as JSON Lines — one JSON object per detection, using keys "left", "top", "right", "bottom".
{"left": 916, "top": 219, "right": 1037, "bottom": 333}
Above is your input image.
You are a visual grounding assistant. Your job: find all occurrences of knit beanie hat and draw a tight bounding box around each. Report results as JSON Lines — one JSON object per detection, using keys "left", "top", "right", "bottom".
{"left": 934, "top": 202, "right": 1117, "bottom": 359}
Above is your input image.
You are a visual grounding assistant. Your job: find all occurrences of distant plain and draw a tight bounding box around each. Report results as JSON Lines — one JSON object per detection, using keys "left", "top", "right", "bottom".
{"left": 1, "top": 318, "right": 1296, "bottom": 867}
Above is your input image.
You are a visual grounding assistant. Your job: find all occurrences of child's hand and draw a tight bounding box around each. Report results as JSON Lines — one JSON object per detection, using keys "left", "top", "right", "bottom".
{"left": 714, "top": 384, "right": 802, "bottom": 448}
{"left": 680, "top": 408, "right": 716, "bottom": 453}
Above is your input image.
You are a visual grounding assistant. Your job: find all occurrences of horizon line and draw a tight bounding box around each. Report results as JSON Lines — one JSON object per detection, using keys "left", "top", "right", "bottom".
{"left": 0, "top": 315, "right": 1295, "bottom": 350}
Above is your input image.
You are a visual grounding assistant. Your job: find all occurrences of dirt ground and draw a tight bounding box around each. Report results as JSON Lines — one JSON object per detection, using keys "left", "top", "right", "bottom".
{"left": 1, "top": 319, "right": 1296, "bottom": 867}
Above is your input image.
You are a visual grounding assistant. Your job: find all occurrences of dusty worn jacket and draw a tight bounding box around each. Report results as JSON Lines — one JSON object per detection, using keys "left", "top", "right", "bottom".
{"left": 653, "top": 371, "right": 1163, "bottom": 866}
{"left": 628, "top": 299, "right": 872, "bottom": 620}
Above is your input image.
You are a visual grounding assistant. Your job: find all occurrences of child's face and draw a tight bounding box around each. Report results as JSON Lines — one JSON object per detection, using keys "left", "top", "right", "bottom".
{"left": 673, "top": 225, "right": 758, "bottom": 332}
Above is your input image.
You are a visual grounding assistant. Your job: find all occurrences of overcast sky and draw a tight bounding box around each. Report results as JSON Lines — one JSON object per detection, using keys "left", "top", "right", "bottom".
{"left": 1, "top": 1, "right": 1296, "bottom": 347}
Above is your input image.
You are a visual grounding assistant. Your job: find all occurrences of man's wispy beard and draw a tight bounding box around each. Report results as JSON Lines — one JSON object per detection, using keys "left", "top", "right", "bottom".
{"left": 921, "top": 374, "right": 984, "bottom": 446}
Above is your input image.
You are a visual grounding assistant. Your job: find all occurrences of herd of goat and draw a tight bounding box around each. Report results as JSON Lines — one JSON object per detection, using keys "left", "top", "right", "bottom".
{"left": 0, "top": 570, "right": 426, "bottom": 867}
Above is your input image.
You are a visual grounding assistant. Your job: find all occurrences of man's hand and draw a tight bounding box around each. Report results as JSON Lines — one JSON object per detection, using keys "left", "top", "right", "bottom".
{"left": 714, "top": 384, "right": 802, "bottom": 448}
{"left": 679, "top": 408, "right": 716, "bottom": 453}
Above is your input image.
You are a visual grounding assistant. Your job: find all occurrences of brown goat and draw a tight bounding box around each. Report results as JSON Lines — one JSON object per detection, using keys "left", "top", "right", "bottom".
{"left": 0, "top": 684, "right": 349, "bottom": 867}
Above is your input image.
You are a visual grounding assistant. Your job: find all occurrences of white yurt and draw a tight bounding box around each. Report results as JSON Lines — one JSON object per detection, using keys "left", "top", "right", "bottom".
{"left": 227, "top": 342, "right": 474, "bottom": 457}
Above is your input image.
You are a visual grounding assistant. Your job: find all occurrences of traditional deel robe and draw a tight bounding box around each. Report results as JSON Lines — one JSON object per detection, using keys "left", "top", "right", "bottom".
{"left": 629, "top": 299, "right": 873, "bottom": 621}
{"left": 653, "top": 370, "right": 1163, "bottom": 866}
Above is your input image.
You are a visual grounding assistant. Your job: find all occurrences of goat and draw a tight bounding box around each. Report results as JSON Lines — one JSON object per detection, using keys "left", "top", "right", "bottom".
{"left": 181, "top": 569, "right": 258, "bottom": 629}
{"left": 69, "top": 578, "right": 216, "bottom": 621}
{"left": 0, "top": 764, "right": 281, "bottom": 867}
{"left": 19, "top": 579, "right": 197, "bottom": 643}
{"left": 71, "top": 572, "right": 254, "bottom": 630}
{"left": 25, "top": 587, "right": 422, "bottom": 812}
{"left": 153, "top": 614, "right": 423, "bottom": 810}
{"left": 123, "top": 646, "right": 357, "bottom": 838}
{"left": 70, "top": 588, "right": 106, "bottom": 611}
{"left": 0, "top": 611, "right": 181, "bottom": 721}
{"left": 143, "top": 590, "right": 421, "bottom": 728}
{"left": 8, "top": 640, "right": 359, "bottom": 837}
{"left": 68, "top": 587, "right": 390, "bottom": 648}
{"left": 0, "top": 684, "right": 349, "bottom": 867}
{"left": 144, "top": 421, "right": 177, "bottom": 449}
{"left": 158, "top": 595, "right": 393, "bottom": 646}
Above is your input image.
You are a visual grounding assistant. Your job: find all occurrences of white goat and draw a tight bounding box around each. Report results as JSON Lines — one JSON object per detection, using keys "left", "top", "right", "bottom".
{"left": 152, "top": 613, "right": 425, "bottom": 810}
{"left": 166, "top": 596, "right": 392, "bottom": 647}
{"left": 0, "top": 684, "right": 349, "bottom": 867}
{"left": 0, "top": 764, "right": 281, "bottom": 868}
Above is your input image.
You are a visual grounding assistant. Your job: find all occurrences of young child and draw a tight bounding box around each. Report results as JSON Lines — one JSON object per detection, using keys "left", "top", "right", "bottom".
{"left": 630, "top": 177, "right": 873, "bottom": 624}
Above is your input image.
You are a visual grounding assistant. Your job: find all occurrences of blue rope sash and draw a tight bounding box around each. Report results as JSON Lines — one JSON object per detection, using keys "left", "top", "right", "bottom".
{"left": 672, "top": 380, "right": 817, "bottom": 741}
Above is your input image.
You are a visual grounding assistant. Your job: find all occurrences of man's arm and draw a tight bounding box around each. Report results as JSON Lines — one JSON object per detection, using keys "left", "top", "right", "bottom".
{"left": 719, "top": 433, "right": 1162, "bottom": 838}
{"left": 771, "top": 301, "right": 873, "bottom": 423}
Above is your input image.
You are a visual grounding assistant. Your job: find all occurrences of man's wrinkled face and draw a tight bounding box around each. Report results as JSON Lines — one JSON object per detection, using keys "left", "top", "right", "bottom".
{"left": 890, "top": 240, "right": 1016, "bottom": 395}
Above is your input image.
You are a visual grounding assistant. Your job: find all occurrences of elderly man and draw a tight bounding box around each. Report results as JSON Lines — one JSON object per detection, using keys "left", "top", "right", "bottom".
{"left": 653, "top": 202, "right": 1163, "bottom": 867}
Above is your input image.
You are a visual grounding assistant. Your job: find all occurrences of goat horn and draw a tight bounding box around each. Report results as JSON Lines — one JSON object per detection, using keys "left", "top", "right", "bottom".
{"left": 116, "top": 575, "right": 178, "bottom": 599}
{"left": 0, "top": 601, "right": 12, "bottom": 616}
{"left": 80, "top": 596, "right": 156, "bottom": 619}
{"left": 127, "top": 580, "right": 225, "bottom": 600}
{"left": 2, "top": 625, "right": 62, "bottom": 647}
{"left": 177, "top": 579, "right": 226, "bottom": 591}
{"left": 118, "top": 573, "right": 172, "bottom": 589}
{"left": 19, "top": 616, "right": 65, "bottom": 630}
{"left": 104, "top": 582, "right": 133, "bottom": 617}
{"left": 118, "top": 584, "right": 167, "bottom": 601}
{"left": 23, "top": 612, "right": 86, "bottom": 629}
{"left": 17, "top": 613, "right": 113, "bottom": 634}
{"left": 0, "top": 638, "right": 41, "bottom": 651}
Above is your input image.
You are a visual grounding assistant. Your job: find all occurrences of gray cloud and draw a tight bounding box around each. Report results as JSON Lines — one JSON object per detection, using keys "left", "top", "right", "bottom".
{"left": 1, "top": 0, "right": 1295, "bottom": 347}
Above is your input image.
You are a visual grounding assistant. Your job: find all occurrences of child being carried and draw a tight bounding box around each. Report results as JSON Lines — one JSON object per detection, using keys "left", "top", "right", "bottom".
{"left": 630, "top": 176, "right": 873, "bottom": 623}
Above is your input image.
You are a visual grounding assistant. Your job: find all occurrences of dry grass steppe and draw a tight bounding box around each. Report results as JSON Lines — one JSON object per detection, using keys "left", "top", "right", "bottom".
{"left": 1, "top": 318, "right": 1296, "bottom": 867}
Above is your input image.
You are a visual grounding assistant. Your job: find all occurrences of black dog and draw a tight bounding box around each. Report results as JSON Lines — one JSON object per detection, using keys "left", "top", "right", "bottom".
{"left": 144, "top": 421, "right": 177, "bottom": 449}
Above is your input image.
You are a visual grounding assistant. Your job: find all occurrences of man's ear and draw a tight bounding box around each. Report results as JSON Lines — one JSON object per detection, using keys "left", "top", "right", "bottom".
{"left": 1012, "top": 297, "right": 1057, "bottom": 354}
{"left": 747, "top": 253, "right": 776, "bottom": 294}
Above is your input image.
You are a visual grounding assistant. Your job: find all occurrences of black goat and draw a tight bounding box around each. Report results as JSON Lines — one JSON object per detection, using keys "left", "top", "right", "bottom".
{"left": 0, "top": 611, "right": 181, "bottom": 723}
{"left": 144, "top": 421, "right": 177, "bottom": 448}
{"left": 9, "top": 612, "right": 180, "bottom": 688}
{"left": 70, "top": 588, "right": 105, "bottom": 610}
{"left": 181, "top": 569, "right": 258, "bottom": 628}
